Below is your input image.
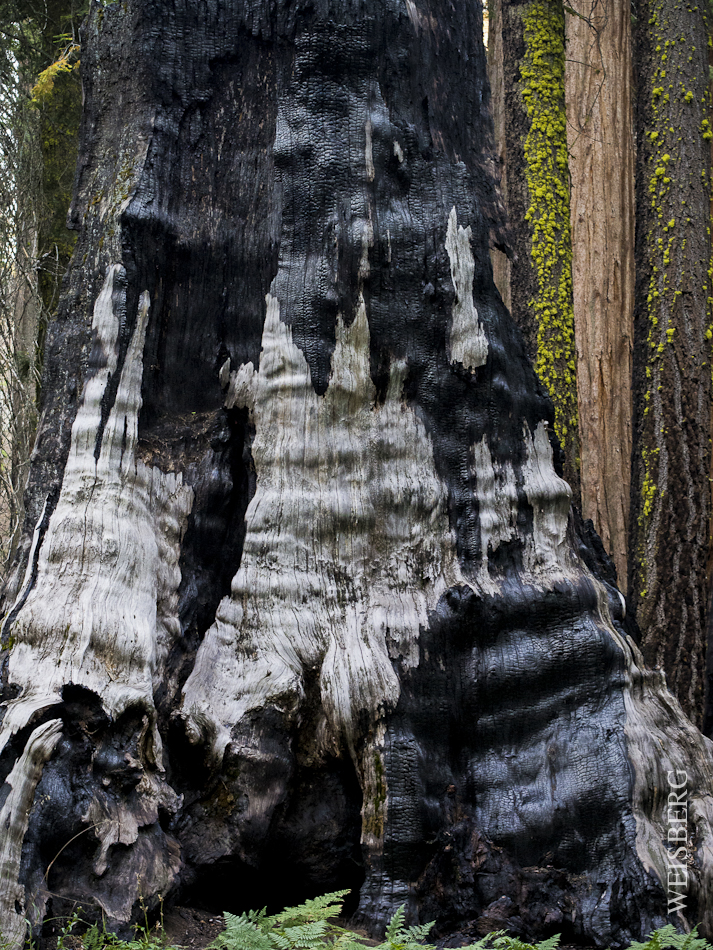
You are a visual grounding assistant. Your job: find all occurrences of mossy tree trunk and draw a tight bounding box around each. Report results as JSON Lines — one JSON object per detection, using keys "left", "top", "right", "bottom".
{"left": 564, "top": 0, "right": 635, "bottom": 592}
{"left": 491, "top": 0, "right": 580, "bottom": 500}
{"left": 631, "top": 0, "right": 712, "bottom": 729}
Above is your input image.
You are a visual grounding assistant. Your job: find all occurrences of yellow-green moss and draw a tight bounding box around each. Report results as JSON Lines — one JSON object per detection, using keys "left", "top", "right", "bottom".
{"left": 522, "top": 0, "right": 578, "bottom": 458}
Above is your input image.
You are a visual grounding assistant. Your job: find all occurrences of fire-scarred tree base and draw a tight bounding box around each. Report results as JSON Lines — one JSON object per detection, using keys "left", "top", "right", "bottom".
{"left": 1, "top": 2, "right": 713, "bottom": 948}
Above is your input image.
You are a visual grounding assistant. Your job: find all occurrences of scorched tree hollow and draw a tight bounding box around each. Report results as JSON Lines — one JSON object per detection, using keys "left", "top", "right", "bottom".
{"left": 1, "top": 1, "right": 713, "bottom": 948}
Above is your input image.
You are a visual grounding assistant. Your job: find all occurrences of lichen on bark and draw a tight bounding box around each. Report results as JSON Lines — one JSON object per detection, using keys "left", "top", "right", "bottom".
{"left": 521, "top": 0, "right": 579, "bottom": 493}
{"left": 632, "top": 0, "right": 712, "bottom": 727}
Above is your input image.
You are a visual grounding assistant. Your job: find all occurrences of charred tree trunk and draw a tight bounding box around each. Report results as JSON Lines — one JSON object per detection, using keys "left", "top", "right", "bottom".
{"left": 564, "top": 0, "right": 635, "bottom": 593}
{"left": 3, "top": 1, "right": 713, "bottom": 947}
{"left": 631, "top": 0, "right": 712, "bottom": 728}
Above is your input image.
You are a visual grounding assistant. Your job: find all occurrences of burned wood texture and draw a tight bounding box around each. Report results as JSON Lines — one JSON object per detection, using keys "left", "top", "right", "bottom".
{"left": 1, "top": 2, "right": 713, "bottom": 948}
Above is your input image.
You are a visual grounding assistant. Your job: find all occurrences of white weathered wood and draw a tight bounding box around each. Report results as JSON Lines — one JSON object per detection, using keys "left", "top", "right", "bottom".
{"left": 622, "top": 636, "right": 713, "bottom": 932}
{"left": 182, "top": 289, "right": 468, "bottom": 762}
{"left": 445, "top": 207, "right": 488, "bottom": 372}
{"left": 0, "top": 267, "right": 191, "bottom": 932}
{"left": 472, "top": 422, "right": 571, "bottom": 574}
{"left": 0, "top": 267, "right": 193, "bottom": 752}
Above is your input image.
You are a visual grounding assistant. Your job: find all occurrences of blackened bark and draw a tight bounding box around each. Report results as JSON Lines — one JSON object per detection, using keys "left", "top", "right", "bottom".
{"left": 1, "top": 2, "right": 713, "bottom": 948}
{"left": 631, "top": 0, "right": 712, "bottom": 728}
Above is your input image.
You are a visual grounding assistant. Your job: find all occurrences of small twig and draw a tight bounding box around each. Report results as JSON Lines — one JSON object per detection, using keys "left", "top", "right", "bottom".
{"left": 44, "top": 822, "right": 102, "bottom": 884}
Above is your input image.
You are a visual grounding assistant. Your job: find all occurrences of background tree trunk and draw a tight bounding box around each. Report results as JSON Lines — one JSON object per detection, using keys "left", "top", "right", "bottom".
{"left": 0, "top": 0, "right": 82, "bottom": 574}
{"left": 489, "top": 0, "right": 580, "bottom": 499}
{"left": 564, "top": 0, "right": 635, "bottom": 592}
{"left": 631, "top": 0, "right": 712, "bottom": 728}
{"left": 488, "top": 0, "right": 512, "bottom": 314}
{"left": 3, "top": 1, "right": 713, "bottom": 947}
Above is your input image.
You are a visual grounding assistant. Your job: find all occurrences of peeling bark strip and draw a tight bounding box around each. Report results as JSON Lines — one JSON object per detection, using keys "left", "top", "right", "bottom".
{"left": 564, "top": 0, "right": 634, "bottom": 592}
{"left": 3, "top": 1, "right": 713, "bottom": 946}
{"left": 631, "top": 0, "right": 712, "bottom": 727}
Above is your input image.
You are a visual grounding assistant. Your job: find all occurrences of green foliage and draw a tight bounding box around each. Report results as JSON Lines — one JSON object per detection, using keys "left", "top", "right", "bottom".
{"left": 208, "top": 890, "right": 362, "bottom": 950}
{"left": 209, "top": 892, "right": 437, "bottom": 950}
{"left": 460, "top": 933, "right": 560, "bottom": 950}
{"left": 627, "top": 925, "right": 713, "bottom": 950}
{"left": 376, "top": 905, "right": 434, "bottom": 950}
{"left": 30, "top": 43, "right": 80, "bottom": 104}
{"left": 4, "top": 893, "right": 712, "bottom": 950}
{"left": 55, "top": 904, "right": 173, "bottom": 950}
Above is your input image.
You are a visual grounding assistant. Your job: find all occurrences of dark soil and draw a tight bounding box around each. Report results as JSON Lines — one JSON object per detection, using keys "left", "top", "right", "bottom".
{"left": 161, "top": 906, "right": 226, "bottom": 949}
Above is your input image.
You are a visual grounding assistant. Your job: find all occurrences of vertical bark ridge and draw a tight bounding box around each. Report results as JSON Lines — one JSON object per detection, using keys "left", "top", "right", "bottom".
{"left": 488, "top": 0, "right": 512, "bottom": 313}
{"left": 565, "top": 0, "right": 635, "bottom": 590}
{"left": 632, "top": 0, "right": 712, "bottom": 727}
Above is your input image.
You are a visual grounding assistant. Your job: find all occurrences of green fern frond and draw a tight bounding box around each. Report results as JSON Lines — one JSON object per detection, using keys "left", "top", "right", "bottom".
{"left": 401, "top": 923, "right": 435, "bottom": 944}
{"left": 677, "top": 929, "right": 713, "bottom": 950}
{"left": 282, "top": 922, "right": 329, "bottom": 948}
{"left": 459, "top": 930, "right": 508, "bottom": 950}
{"left": 246, "top": 909, "right": 270, "bottom": 932}
{"left": 209, "top": 912, "right": 273, "bottom": 950}
{"left": 491, "top": 938, "right": 528, "bottom": 950}
{"left": 81, "top": 924, "right": 103, "bottom": 950}
{"left": 269, "top": 891, "right": 351, "bottom": 927}
{"left": 477, "top": 935, "right": 561, "bottom": 950}
{"left": 374, "top": 906, "right": 437, "bottom": 950}
{"left": 628, "top": 928, "right": 713, "bottom": 950}
{"left": 330, "top": 934, "right": 370, "bottom": 950}
{"left": 383, "top": 907, "right": 406, "bottom": 944}
{"left": 628, "top": 927, "right": 675, "bottom": 950}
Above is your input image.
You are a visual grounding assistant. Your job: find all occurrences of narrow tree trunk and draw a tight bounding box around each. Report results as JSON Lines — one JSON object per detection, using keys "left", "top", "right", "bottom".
{"left": 631, "top": 0, "right": 712, "bottom": 727}
{"left": 564, "top": 0, "right": 635, "bottom": 592}
{"left": 494, "top": 0, "right": 580, "bottom": 499}
{"left": 3, "top": 2, "right": 713, "bottom": 946}
{"left": 488, "top": 0, "right": 512, "bottom": 314}
{"left": 0, "top": 34, "right": 42, "bottom": 571}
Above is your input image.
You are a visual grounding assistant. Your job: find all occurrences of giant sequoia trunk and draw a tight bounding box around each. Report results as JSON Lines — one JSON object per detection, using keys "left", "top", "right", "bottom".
{"left": 3, "top": 2, "right": 713, "bottom": 947}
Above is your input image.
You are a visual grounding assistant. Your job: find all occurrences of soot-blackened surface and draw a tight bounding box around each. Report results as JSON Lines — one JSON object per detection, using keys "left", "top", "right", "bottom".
{"left": 125, "top": 16, "right": 282, "bottom": 677}
{"left": 2, "top": 0, "right": 683, "bottom": 945}
{"left": 373, "top": 580, "right": 663, "bottom": 942}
